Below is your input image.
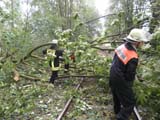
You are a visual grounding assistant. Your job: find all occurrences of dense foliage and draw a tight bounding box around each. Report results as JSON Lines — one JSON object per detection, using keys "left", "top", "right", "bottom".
{"left": 0, "top": 0, "right": 160, "bottom": 119}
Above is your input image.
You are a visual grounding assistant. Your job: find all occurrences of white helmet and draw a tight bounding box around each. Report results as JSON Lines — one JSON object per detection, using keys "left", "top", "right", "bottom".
{"left": 51, "top": 39, "right": 58, "bottom": 44}
{"left": 126, "top": 28, "right": 151, "bottom": 42}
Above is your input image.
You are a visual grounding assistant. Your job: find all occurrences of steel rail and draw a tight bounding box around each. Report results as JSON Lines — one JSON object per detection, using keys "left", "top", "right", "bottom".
{"left": 134, "top": 107, "right": 142, "bottom": 120}
{"left": 56, "top": 77, "right": 84, "bottom": 120}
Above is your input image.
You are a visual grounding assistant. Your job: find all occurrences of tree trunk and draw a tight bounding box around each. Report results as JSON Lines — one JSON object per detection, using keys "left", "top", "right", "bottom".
{"left": 69, "top": 0, "right": 73, "bottom": 29}
{"left": 25, "top": 0, "right": 29, "bottom": 32}
{"left": 11, "top": 0, "right": 14, "bottom": 29}
{"left": 149, "top": 0, "right": 160, "bottom": 33}
{"left": 125, "top": 0, "right": 133, "bottom": 30}
{"left": 58, "top": 0, "right": 65, "bottom": 30}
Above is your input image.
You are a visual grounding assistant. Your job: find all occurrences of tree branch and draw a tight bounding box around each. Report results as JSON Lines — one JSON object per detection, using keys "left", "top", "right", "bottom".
{"left": 57, "top": 75, "right": 103, "bottom": 79}
{"left": 20, "top": 74, "right": 103, "bottom": 81}
{"left": 91, "top": 46, "right": 114, "bottom": 51}
{"left": 31, "top": 54, "right": 46, "bottom": 60}
{"left": 20, "top": 74, "right": 41, "bottom": 81}
{"left": 22, "top": 43, "right": 53, "bottom": 61}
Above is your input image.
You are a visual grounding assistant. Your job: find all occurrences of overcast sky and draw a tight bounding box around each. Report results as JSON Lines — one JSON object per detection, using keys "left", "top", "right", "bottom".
{"left": 94, "top": 0, "right": 111, "bottom": 15}
{"left": 94, "top": 0, "right": 112, "bottom": 34}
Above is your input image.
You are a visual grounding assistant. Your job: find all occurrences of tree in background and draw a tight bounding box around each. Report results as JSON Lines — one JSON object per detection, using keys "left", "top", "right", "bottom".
{"left": 104, "top": 0, "right": 152, "bottom": 39}
{"left": 149, "top": 0, "right": 160, "bottom": 33}
{"left": 28, "top": 0, "right": 101, "bottom": 44}
{"left": 0, "top": 0, "right": 102, "bottom": 81}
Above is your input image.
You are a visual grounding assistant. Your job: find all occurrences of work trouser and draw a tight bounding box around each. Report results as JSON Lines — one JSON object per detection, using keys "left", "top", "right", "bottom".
{"left": 49, "top": 71, "right": 58, "bottom": 83}
{"left": 64, "top": 64, "right": 69, "bottom": 73}
{"left": 110, "top": 80, "right": 136, "bottom": 120}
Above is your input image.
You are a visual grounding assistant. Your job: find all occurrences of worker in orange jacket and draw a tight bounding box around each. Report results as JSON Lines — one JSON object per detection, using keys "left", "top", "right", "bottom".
{"left": 109, "top": 28, "right": 151, "bottom": 120}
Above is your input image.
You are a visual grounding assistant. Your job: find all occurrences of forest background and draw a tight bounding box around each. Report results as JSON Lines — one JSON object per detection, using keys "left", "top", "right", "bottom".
{"left": 0, "top": 0, "right": 160, "bottom": 119}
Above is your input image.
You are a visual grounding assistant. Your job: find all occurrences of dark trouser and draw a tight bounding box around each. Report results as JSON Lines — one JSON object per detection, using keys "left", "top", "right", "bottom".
{"left": 49, "top": 71, "right": 58, "bottom": 84}
{"left": 64, "top": 64, "right": 69, "bottom": 73}
{"left": 110, "top": 81, "right": 136, "bottom": 120}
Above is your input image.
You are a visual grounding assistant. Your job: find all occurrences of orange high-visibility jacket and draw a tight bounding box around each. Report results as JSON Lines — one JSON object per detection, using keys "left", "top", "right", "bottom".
{"left": 115, "top": 44, "right": 138, "bottom": 65}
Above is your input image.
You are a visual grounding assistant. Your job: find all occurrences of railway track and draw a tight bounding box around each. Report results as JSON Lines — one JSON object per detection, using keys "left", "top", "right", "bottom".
{"left": 54, "top": 77, "right": 114, "bottom": 120}
{"left": 56, "top": 77, "right": 84, "bottom": 120}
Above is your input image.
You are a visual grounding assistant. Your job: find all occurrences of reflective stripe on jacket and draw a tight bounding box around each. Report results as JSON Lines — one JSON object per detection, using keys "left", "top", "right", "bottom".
{"left": 115, "top": 44, "right": 138, "bottom": 65}
{"left": 47, "top": 49, "right": 56, "bottom": 58}
{"left": 46, "top": 49, "right": 60, "bottom": 71}
{"left": 51, "top": 61, "right": 60, "bottom": 71}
